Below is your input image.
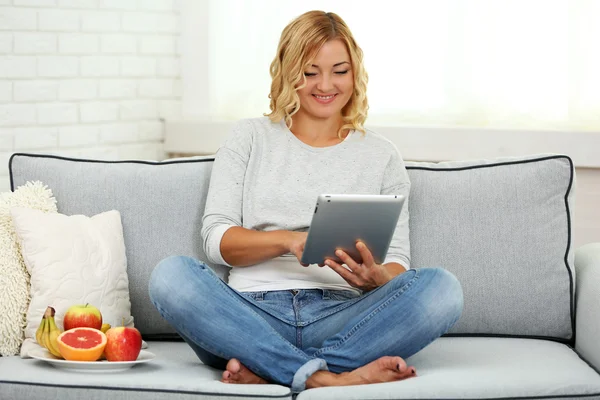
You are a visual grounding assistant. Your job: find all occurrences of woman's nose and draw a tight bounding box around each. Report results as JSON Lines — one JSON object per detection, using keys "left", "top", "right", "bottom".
{"left": 316, "top": 74, "right": 334, "bottom": 92}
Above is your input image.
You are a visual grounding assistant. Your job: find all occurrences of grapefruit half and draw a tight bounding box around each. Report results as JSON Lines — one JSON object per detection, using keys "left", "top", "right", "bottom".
{"left": 57, "top": 327, "right": 107, "bottom": 361}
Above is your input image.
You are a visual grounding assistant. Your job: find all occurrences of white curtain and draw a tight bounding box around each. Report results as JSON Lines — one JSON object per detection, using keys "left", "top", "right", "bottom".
{"left": 206, "top": 0, "right": 600, "bottom": 131}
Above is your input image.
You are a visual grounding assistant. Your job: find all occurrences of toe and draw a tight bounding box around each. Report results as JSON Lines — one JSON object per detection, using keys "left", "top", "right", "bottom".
{"left": 384, "top": 356, "right": 407, "bottom": 373}
{"left": 226, "top": 358, "right": 242, "bottom": 374}
{"left": 396, "top": 366, "right": 416, "bottom": 379}
{"left": 221, "top": 370, "right": 231, "bottom": 383}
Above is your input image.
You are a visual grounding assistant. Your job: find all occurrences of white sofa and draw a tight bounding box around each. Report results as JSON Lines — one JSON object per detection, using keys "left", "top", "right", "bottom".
{"left": 1, "top": 152, "right": 599, "bottom": 400}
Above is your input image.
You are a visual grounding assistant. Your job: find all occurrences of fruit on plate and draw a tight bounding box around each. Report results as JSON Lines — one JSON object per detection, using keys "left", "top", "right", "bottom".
{"left": 63, "top": 304, "right": 102, "bottom": 331}
{"left": 104, "top": 326, "right": 142, "bottom": 362}
{"left": 98, "top": 323, "right": 111, "bottom": 360}
{"left": 35, "top": 306, "right": 63, "bottom": 358}
{"left": 35, "top": 309, "right": 47, "bottom": 347}
{"left": 57, "top": 327, "right": 107, "bottom": 361}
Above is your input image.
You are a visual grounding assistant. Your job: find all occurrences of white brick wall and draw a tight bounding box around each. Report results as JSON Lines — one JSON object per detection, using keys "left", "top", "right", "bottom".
{"left": 0, "top": 1, "right": 181, "bottom": 192}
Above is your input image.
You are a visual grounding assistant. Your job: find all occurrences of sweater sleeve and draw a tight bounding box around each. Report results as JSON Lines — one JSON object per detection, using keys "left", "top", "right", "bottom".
{"left": 380, "top": 145, "right": 411, "bottom": 269}
{"left": 200, "top": 120, "right": 253, "bottom": 266}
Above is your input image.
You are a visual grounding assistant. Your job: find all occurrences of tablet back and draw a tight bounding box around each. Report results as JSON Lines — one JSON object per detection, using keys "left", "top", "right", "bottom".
{"left": 301, "top": 194, "right": 405, "bottom": 265}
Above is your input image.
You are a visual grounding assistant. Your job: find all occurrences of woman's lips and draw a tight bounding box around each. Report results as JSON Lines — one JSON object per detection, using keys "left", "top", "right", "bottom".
{"left": 312, "top": 94, "right": 337, "bottom": 104}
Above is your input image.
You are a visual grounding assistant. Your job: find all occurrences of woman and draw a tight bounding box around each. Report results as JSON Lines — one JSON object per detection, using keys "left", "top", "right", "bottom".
{"left": 149, "top": 10, "right": 463, "bottom": 393}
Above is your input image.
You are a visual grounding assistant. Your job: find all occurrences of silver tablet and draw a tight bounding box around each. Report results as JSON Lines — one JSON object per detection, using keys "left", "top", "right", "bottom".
{"left": 300, "top": 194, "right": 406, "bottom": 265}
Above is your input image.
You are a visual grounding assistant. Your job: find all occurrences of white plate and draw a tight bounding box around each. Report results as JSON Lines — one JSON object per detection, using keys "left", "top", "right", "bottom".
{"left": 28, "top": 348, "right": 155, "bottom": 373}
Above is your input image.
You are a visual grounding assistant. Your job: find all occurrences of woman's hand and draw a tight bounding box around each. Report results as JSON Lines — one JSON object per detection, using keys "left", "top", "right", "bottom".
{"left": 324, "top": 241, "right": 395, "bottom": 292}
{"left": 286, "top": 231, "right": 309, "bottom": 266}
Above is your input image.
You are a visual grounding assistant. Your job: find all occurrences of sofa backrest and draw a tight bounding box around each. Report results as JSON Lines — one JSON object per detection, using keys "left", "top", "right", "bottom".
{"left": 9, "top": 153, "right": 575, "bottom": 343}
{"left": 9, "top": 154, "right": 225, "bottom": 338}
{"left": 405, "top": 155, "right": 574, "bottom": 342}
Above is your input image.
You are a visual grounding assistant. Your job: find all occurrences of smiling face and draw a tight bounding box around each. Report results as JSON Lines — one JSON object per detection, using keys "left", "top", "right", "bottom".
{"left": 296, "top": 39, "right": 354, "bottom": 122}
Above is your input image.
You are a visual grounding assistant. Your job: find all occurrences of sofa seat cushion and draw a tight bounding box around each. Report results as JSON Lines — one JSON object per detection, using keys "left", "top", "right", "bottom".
{"left": 297, "top": 337, "right": 600, "bottom": 400}
{"left": 2, "top": 339, "right": 599, "bottom": 400}
{"left": 0, "top": 341, "right": 292, "bottom": 400}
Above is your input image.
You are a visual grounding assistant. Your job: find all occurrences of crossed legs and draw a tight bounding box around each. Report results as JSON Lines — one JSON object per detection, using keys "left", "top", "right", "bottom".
{"left": 149, "top": 256, "right": 463, "bottom": 392}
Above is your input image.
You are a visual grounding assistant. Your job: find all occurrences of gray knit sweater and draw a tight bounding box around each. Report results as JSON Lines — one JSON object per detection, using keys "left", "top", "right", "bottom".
{"left": 201, "top": 117, "right": 411, "bottom": 292}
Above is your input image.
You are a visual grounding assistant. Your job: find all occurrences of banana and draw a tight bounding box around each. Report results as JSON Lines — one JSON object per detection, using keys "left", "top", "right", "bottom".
{"left": 45, "top": 308, "right": 62, "bottom": 358}
{"left": 98, "top": 323, "right": 111, "bottom": 360}
{"left": 35, "top": 316, "right": 47, "bottom": 347}
{"left": 40, "top": 314, "right": 50, "bottom": 350}
{"left": 36, "top": 306, "right": 64, "bottom": 358}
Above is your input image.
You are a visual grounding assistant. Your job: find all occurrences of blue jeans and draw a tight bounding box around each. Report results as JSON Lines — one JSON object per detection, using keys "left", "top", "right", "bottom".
{"left": 148, "top": 256, "right": 463, "bottom": 393}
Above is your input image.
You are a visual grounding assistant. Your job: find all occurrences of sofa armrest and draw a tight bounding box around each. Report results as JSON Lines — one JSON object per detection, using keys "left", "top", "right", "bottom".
{"left": 575, "top": 242, "right": 600, "bottom": 371}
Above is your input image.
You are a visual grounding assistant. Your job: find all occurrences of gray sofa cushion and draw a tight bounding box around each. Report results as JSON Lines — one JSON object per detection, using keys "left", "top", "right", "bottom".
{"left": 0, "top": 341, "right": 292, "bottom": 400}
{"left": 1, "top": 339, "right": 598, "bottom": 400}
{"left": 405, "top": 154, "right": 575, "bottom": 341}
{"left": 297, "top": 337, "right": 600, "bottom": 399}
{"left": 9, "top": 153, "right": 226, "bottom": 338}
{"left": 9, "top": 153, "right": 575, "bottom": 342}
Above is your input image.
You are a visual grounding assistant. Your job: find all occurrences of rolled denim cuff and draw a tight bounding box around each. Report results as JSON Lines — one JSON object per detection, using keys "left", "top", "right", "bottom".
{"left": 291, "top": 358, "right": 328, "bottom": 393}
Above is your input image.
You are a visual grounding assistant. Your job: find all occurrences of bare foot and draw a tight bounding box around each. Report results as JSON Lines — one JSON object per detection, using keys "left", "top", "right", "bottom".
{"left": 306, "top": 356, "right": 416, "bottom": 389}
{"left": 221, "top": 358, "right": 269, "bottom": 384}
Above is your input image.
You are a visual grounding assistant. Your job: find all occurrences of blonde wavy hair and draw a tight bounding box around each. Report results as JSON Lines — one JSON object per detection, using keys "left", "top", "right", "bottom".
{"left": 265, "top": 11, "right": 369, "bottom": 138}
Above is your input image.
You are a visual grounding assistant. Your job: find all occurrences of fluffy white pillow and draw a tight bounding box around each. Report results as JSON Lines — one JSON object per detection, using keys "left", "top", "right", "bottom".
{"left": 10, "top": 207, "right": 134, "bottom": 358}
{"left": 0, "top": 182, "right": 57, "bottom": 357}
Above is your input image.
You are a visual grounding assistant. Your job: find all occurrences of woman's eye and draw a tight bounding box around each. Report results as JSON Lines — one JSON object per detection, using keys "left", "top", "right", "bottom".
{"left": 304, "top": 71, "right": 349, "bottom": 77}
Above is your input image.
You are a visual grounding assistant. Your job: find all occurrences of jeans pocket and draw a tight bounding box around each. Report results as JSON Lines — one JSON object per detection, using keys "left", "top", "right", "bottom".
{"left": 328, "top": 289, "right": 361, "bottom": 301}
{"left": 243, "top": 291, "right": 266, "bottom": 302}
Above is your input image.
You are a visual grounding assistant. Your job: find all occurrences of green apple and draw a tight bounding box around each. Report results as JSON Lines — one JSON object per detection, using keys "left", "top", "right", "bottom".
{"left": 62, "top": 304, "right": 102, "bottom": 331}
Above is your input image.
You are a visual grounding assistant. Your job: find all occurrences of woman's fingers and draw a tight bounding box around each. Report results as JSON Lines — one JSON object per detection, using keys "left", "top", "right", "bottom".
{"left": 322, "top": 244, "right": 383, "bottom": 291}
{"left": 325, "top": 259, "right": 359, "bottom": 286}
{"left": 356, "top": 241, "right": 375, "bottom": 267}
{"left": 335, "top": 249, "right": 360, "bottom": 271}
{"left": 292, "top": 248, "right": 309, "bottom": 267}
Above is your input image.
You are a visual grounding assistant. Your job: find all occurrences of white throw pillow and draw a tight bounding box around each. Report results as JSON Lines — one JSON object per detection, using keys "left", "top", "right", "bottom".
{"left": 0, "top": 182, "right": 57, "bottom": 357}
{"left": 10, "top": 207, "right": 134, "bottom": 358}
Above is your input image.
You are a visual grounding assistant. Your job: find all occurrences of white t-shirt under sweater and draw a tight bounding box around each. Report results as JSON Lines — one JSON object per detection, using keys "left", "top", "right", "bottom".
{"left": 201, "top": 117, "right": 411, "bottom": 293}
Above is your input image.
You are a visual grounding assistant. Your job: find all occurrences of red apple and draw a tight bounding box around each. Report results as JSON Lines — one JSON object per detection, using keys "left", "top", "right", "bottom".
{"left": 63, "top": 304, "right": 102, "bottom": 331}
{"left": 104, "top": 326, "right": 142, "bottom": 362}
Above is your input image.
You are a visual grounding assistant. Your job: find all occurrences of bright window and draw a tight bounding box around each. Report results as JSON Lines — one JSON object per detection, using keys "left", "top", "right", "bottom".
{"left": 203, "top": 0, "right": 600, "bottom": 131}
